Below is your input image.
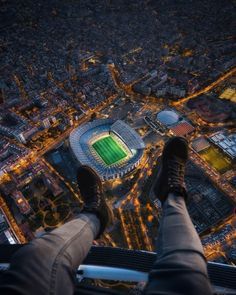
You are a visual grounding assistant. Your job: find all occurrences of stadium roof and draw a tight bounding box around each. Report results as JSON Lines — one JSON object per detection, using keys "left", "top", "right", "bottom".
{"left": 156, "top": 109, "right": 180, "bottom": 126}
{"left": 111, "top": 120, "right": 145, "bottom": 150}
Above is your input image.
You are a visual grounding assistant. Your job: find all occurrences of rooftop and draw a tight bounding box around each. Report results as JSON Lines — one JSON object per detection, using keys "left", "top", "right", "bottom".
{"left": 156, "top": 109, "right": 180, "bottom": 126}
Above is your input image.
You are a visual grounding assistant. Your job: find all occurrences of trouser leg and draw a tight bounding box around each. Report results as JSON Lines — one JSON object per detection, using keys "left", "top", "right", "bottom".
{"left": 0, "top": 213, "right": 100, "bottom": 295}
{"left": 145, "top": 193, "right": 212, "bottom": 295}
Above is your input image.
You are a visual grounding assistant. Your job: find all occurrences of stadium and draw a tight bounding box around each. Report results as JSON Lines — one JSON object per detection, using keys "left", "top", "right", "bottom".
{"left": 69, "top": 119, "right": 145, "bottom": 180}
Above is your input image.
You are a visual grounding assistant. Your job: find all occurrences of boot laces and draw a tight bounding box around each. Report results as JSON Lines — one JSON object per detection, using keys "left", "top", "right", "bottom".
{"left": 167, "top": 157, "right": 185, "bottom": 188}
{"left": 85, "top": 184, "right": 102, "bottom": 208}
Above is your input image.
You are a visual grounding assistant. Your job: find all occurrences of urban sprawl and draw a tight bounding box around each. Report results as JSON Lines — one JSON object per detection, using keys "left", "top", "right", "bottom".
{"left": 0, "top": 0, "right": 235, "bottom": 270}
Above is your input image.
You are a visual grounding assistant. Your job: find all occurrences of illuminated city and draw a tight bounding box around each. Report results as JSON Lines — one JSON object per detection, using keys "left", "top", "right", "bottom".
{"left": 0, "top": 0, "right": 235, "bottom": 292}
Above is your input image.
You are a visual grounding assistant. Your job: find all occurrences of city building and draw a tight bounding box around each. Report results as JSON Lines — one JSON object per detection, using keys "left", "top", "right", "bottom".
{"left": 11, "top": 191, "right": 32, "bottom": 215}
{"left": 209, "top": 132, "right": 236, "bottom": 161}
{"left": 170, "top": 121, "right": 195, "bottom": 137}
{"left": 219, "top": 87, "right": 236, "bottom": 103}
{"left": 185, "top": 163, "right": 234, "bottom": 233}
{"left": 0, "top": 210, "right": 18, "bottom": 244}
{"left": 0, "top": 139, "right": 29, "bottom": 174}
{"left": 43, "top": 173, "right": 64, "bottom": 197}
{"left": 191, "top": 137, "right": 210, "bottom": 153}
{"left": 0, "top": 111, "right": 36, "bottom": 143}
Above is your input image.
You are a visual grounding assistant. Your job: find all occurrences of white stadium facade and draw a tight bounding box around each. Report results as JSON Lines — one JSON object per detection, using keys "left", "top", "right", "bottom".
{"left": 69, "top": 119, "right": 145, "bottom": 181}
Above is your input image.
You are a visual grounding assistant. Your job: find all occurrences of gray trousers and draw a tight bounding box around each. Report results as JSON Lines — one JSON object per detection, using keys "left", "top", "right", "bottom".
{"left": 144, "top": 193, "right": 213, "bottom": 294}
{"left": 0, "top": 193, "right": 212, "bottom": 295}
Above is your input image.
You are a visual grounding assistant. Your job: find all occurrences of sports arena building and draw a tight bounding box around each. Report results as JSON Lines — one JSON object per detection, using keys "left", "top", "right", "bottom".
{"left": 69, "top": 119, "right": 145, "bottom": 180}
{"left": 156, "top": 108, "right": 195, "bottom": 137}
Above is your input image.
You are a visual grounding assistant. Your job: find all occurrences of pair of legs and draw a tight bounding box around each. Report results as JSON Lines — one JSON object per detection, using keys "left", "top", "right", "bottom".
{"left": 0, "top": 137, "right": 213, "bottom": 294}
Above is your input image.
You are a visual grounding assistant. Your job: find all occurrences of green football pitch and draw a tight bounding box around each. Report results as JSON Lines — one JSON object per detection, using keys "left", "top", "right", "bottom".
{"left": 92, "top": 136, "right": 127, "bottom": 165}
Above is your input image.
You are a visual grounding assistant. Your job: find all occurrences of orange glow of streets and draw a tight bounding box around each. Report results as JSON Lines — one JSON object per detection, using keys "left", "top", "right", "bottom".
{"left": 0, "top": 196, "right": 26, "bottom": 244}
{"left": 117, "top": 208, "right": 132, "bottom": 249}
{"left": 172, "top": 67, "right": 236, "bottom": 106}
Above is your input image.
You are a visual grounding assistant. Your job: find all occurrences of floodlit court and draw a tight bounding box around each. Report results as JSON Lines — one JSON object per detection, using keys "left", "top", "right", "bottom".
{"left": 92, "top": 136, "right": 127, "bottom": 165}
{"left": 219, "top": 88, "right": 236, "bottom": 103}
{"left": 199, "top": 145, "right": 232, "bottom": 174}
